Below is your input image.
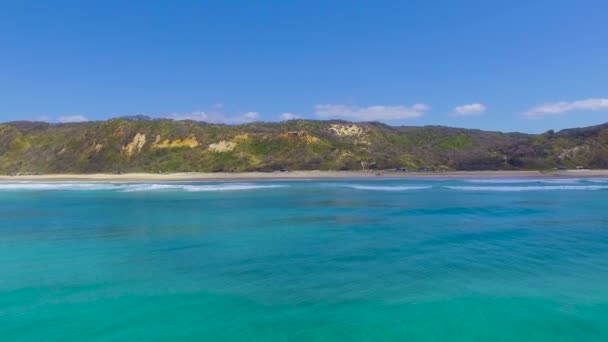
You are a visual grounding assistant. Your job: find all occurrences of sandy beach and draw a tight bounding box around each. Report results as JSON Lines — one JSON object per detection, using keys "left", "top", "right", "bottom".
{"left": 1, "top": 170, "right": 608, "bottom": 182}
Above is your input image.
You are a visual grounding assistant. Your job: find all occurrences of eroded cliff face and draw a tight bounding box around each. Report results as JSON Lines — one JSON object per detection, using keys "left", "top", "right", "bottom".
{"left": 1, "top": 118, "right": 607, "bottom": 173}
{"left": 329, "top": 124, "right": 365, "bottom": 137}
{"left": 123, "top": 133, "right": 147, "bottom": 156}
{"left": 208, "top": 141, "right": 236, "bottom": 152}
{"left": 152, "top": 135, "right": 200, "bottom": 149}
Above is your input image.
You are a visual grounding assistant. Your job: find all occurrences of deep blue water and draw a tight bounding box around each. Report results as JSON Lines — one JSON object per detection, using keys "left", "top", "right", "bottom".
{"left": 1, "top": 178, "right": 608, "bottom": 341}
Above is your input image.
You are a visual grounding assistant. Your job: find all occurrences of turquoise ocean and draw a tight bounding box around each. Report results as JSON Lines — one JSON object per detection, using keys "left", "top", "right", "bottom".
{"left": 1, "top": 178, "right": 608, "bottom": 341}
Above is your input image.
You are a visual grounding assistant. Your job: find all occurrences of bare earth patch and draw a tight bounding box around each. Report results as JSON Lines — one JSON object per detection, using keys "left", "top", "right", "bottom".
{"left": 152, "top": 135, "right": 200, "bottom": 149}
{"left": 329, "top": 124, "right": 364, "bottom": 137}
{"left": 208, "top": 140, "right": 237, "bottom": 152}
{"left": 123, "top": 133, "right": 146, "bottom": 156}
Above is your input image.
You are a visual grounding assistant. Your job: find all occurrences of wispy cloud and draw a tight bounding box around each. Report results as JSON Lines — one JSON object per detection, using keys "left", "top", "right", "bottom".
{"left": 167, "top": 110, "right": 259, "bottom": 124}
{"left": 279, "top": 112, "right": 300, "bottom": 121}
{"left": 168, "top": 111, "right": 210, "bottom": 121}
{"left": 451, "top": 103, "right": 486, "bottom": 117}
{"left": 314, "top": 104, "right": 429, "bottom": 121}
{"left": 524, "top": 98, "right": 608, "bottom": 117}
{"left": 58, "top": 115, "right": 88, "bottom": 123}
{"left": 241, "top": 112, "right": 259, "bottom": 122}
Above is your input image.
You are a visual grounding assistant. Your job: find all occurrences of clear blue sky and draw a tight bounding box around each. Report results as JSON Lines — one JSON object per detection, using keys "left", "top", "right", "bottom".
{"left": 1, "top": 0, "right": 607, "bottom": 132}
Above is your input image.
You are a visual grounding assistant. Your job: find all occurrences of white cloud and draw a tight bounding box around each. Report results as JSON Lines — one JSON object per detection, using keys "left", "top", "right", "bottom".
{"left": 452, "top": 103, "right": 486, "bottom": 116}
{"left": 279, "top": 112, "right": 300, "bottom": 121}
{"left": 169, "top": 111, "right": 210, "bottom": 121}
{"left": 241, "top": 112, "right": 259, "bottom": 121}
{"left": 314, "top": 104, "right": 429, "bottom": 121}
{"left": 58, "top": 115, "right": 88, "bottom": 123}
{"left": 524, "top": 98, "right": 608, "bottom": 117}
{"left": 167, "top": 111, "right": 259, "bottom": 124}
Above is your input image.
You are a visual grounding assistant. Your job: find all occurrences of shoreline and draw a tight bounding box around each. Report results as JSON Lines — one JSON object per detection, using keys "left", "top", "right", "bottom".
{"left": 1, "top": 170, "right": 608, "bottom": 182}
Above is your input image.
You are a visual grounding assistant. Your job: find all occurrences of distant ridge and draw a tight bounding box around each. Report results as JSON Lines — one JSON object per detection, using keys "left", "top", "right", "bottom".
{"left": 1, "top": 118, "right": 607, "bottom": 173}
{"left": 119, "top": 115, "right": 153, "bottom": 121}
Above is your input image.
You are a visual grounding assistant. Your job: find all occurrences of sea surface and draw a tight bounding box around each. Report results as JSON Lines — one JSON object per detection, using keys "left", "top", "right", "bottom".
{"left": 1, "top": 178, "right": 608, "bottom": 341}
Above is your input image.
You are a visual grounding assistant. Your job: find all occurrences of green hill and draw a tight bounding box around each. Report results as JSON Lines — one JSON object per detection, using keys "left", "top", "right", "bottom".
{"left": 1, "top": 117, "right": 607, "bottom": 174}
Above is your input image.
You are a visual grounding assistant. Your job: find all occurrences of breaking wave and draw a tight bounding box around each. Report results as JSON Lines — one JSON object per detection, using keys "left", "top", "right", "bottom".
{"left": 446, "top": 185, "right": 608, "bottom": 192}
{"left": 0, "top": 183, "right": 121, "bottom": 191}
{"left": 122, "top": 183, "right": 286, "bottom": 192}
{"left": 464, "top": 178, "right": 582, "bottom": 184}
{"left": 0, "top": 182, "right": 287, "bottom": 192}
{"left": 345, "top": 185, "right": 432, "bottom": 191}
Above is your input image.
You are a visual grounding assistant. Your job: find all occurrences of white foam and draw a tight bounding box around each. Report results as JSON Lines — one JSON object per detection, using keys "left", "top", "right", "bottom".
{"left": 119, "top": 184, "right": 182, "bottom": 192}
{"left": 464, "top": 179, "right": 581, "bottom": 184}
{"left": 447, "top": 185, "right": 608, "bottom": 192}
{"left": 0, "top": 183, "right": 121, "bottom": 191}
{"left": 345, "top": 185, "right": 432, "bottom": 191}
{"left": 122, "top": 183, "right": 286, "bottom": 192}
{"left": 0, "top": 182, "right": 286, "bottom": 192}
{"left": 540, "top": 179, "right": 583, "bottom": 184}
{"left": 185, "top": 184, "right": 286, "bottom": 192}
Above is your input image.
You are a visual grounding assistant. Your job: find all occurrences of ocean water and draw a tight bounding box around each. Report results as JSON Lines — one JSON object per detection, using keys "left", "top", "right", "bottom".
{"left": 1, "top": 178, "right": 608, "bottom": 341}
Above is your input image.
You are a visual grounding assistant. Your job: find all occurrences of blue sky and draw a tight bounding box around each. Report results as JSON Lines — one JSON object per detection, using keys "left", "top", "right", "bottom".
{"left": 1, "top": 0, "right": 607, "bottom": 133}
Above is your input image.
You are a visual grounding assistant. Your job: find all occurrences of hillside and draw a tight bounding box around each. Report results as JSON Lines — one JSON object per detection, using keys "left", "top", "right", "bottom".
{"left": 1, "top": 117, "right": 607, "bottom": 174}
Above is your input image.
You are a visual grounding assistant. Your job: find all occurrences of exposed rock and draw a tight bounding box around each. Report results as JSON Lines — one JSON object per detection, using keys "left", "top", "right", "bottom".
{"left": 559, "top": 145, "right": 591, "bottom": 160}
{"left": 152, "top": 135, "right": 200, "bottom": 149}
{"left": 208, "top": 140, "right": 237, "bottom": 152}
{"left": 233, "top": 134, "right": 250, "bottom": 142}
{"left": 329, "top": 124, "right": 364, "bottom": 137}
{"left": 329, "top": 124, "right": 370, "bottom": 145}
{"left": 123, "top": 133, "right": 146, "bottom": 156}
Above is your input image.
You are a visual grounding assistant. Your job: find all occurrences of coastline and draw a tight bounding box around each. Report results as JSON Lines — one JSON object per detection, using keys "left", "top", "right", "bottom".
{"left": 1, "top": 170, "right": 608, "bottom": 182}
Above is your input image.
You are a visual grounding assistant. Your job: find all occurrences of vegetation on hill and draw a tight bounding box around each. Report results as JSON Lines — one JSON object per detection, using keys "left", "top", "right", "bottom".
{"left": 1, "top": 117, "right": 607, "bottom": 173}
